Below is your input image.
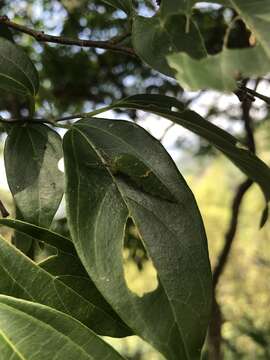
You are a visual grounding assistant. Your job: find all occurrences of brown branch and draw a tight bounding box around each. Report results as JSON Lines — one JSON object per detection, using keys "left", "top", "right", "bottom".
{"left": 213, "top": 81, "right": 257, "bottom": 289}
{"left": 244, "top": 86, "right": 270, "bottom": 106}
{"left": 209, "top": 95, "right": 256, "bottom": 360}
{"left": 0, "top": 200, "right": 9, "bottom": 218}
{"left": 0, "top": 16, "right": 136, "bottom": 57}
{"left": 212, "top": 178, "right": 252, "bottom": 288}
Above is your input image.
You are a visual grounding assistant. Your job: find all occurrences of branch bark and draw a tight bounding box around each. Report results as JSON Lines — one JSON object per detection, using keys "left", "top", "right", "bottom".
{"left": 0, "top": 16, "right": 136, "bottom": 57}
{"left": 208, "top": 87, "right": 256, "bottom": 360}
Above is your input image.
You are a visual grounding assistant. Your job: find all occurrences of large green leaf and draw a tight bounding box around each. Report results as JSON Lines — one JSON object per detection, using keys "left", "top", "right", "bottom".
{"left": 0, "top": 236, "right": 131, "bottom": 337}
{"left": 111, "top": 94, "right": 270, "bottom": 219}
{"left": 0, "top": 218, "right": 75, "bottom": 255}
{"left": 101, "top": 0, "right": 132, "bottom": 15}
{"left": 163, "top": 1, "right": 270, "bottom": 90}
{"left": 64, "top": 118, "right": 212, "bottom": 360}
{"left": 0, "top": 295, "right": 124, "bottom": 359}
{"left": 0, "top": 37, "right": 39, "bottom": 100}
{"left": 4, "top": 124, "right": 64, "bottom": 228}
{"left": 132, "top": 13, "right": 206, "bottom": 77}
{"left": 168, "top": 44, "right": 270, "bottom": 91}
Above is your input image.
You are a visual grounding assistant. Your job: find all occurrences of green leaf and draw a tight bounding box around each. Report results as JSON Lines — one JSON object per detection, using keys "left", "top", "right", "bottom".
{"left": 39, "top": 253, "right": 134, "bottom": 329}
{"left": 160, "top": 0, "right": 196, "bottom": 17}
{"left": 64, "top": 118, "right": 212, "bottom": 360}
{"left": 228, "top": 0, "right": 270, "bottom": 58}
{"left": 38, "top": 253, "right": 88, "bottom": 277}
{"left": 112, "top": 94, "right": 270, "bottom": 209}
{"left": 0, "top": 295, "right": 124, "bottom": 359}
{"left": 0, "top": 236, "right": 131, "bottom": 337}
{"left": 101, "top": 0, "right": 132, "bottom": 15}
{"left": 4, "top": 124, "right": 64, "bottom": 228}
{"left": 168, "top": 45, "right": 270, "bottom": 91}
{"left": 163, "top": 1, "right": 270, "bottom": 90}
{"left": 0, "top": 218, "right": 75, "bottom": 255}
{"left": 0, "top": 37, "right": 39, "bottom": 98}
{"left": 132, "top": 14, "right": 206, "bottom": 77}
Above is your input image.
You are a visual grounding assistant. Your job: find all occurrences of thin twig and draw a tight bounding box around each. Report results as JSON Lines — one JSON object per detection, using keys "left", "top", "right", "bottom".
{"left": 212, "top": 178, "right": 253, "bottom": 288}
{"left": 0, "top": 16, "right": 136, "bottom": 57}
{"left": 0, "top": 116, "right": 54, "bottom": 126}
{"left": 0, "top": 200, "right": 9, "bottom": 218}
{"left": 243, "top": 86, "right": 270, "bottom": 106}
{"left": 159, "top": 123, "right": 175, "bottom": 142}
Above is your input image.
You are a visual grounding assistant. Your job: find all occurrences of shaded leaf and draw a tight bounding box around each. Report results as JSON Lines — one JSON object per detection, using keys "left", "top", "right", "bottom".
{"left": 0, "top": 236, "right": 131, "bottom": 337}
{"left": 39, "top": 253, "right": 133, "bottom": 326}
{"left": 39, "top": 253, "right": 88, "bottom": 277}
{"left": 0, "top": 37, "right": 39, "bottom": 98}
{"left": 64, "top": 118, "right": 212, "bottom": 360}
{"left": 4, "top": 124, "right": 64, "bottom": 228}
{"left": 0, "top": 295, "right": 124, "bottom": 360}
{"left": 112, "top": 94, "right": 270, "bottom": 209}
{"left": 160, "top": 0, "right": 196, "bottom": 17}
{"left": 0, "top": 218, "right": 75, "bottom": 255}
{"left": 132, "top": 14, "right": 206, "bottom": 77}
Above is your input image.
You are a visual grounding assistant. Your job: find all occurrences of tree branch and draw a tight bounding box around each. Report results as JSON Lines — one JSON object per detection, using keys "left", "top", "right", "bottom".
{"left": 0, "top": 16, "right": 136, "bottom": 57}
{"left": 212, "top": 91, "right": 256, "bottom": 289}
{"left": 235, "top": 84, "right": 270, "bottom": 106}
{"left": 212, "top": 178, "right": 252, "bottom": 288}
{"left": 0, "top": 200, "right": 9, "bottom": 218}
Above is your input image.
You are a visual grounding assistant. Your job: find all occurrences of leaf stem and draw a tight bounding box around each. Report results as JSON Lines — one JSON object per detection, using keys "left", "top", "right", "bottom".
{"left": 53, "top": 105, "right": 113, "bottom": 122}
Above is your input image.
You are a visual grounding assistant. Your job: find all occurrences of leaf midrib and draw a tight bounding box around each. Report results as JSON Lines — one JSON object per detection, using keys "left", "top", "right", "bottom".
{"left": 0, "top": 328, "right": 26, "bottom": 360}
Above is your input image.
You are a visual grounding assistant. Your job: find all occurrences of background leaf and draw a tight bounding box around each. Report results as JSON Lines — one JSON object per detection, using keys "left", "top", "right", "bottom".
{"left": 168, "top": 45, "right": 270, "bottom": 91}
{"left": 132, "top": 14, "right": 206, "bottom": 77}
{"left": 0, "top": 37, "right": 39, "bottom": 98}
{"left": 228, "top": 0, "right": 270, "bottom": 58}
{"left": 0, "top": 295, "right": 124, "bottom": 360}
{"left": 4, "top": 124, "right": 64, "bottom": 228}
{"left": 64, "top": 118, "right": 212, "bottom": 360}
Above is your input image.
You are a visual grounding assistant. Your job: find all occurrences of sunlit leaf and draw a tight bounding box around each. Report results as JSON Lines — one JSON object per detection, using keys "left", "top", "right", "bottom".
{"left": 168, "top": 45, "right": 270, "bottom": 91}
{"left": 228, "top": 0, "right": 270, "bottom": 58}
{"left": 0, "top": 295, "right": 124, "bottom": 360}
{"left": 0, "top": 236, "right": 131, "bottom": 337}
